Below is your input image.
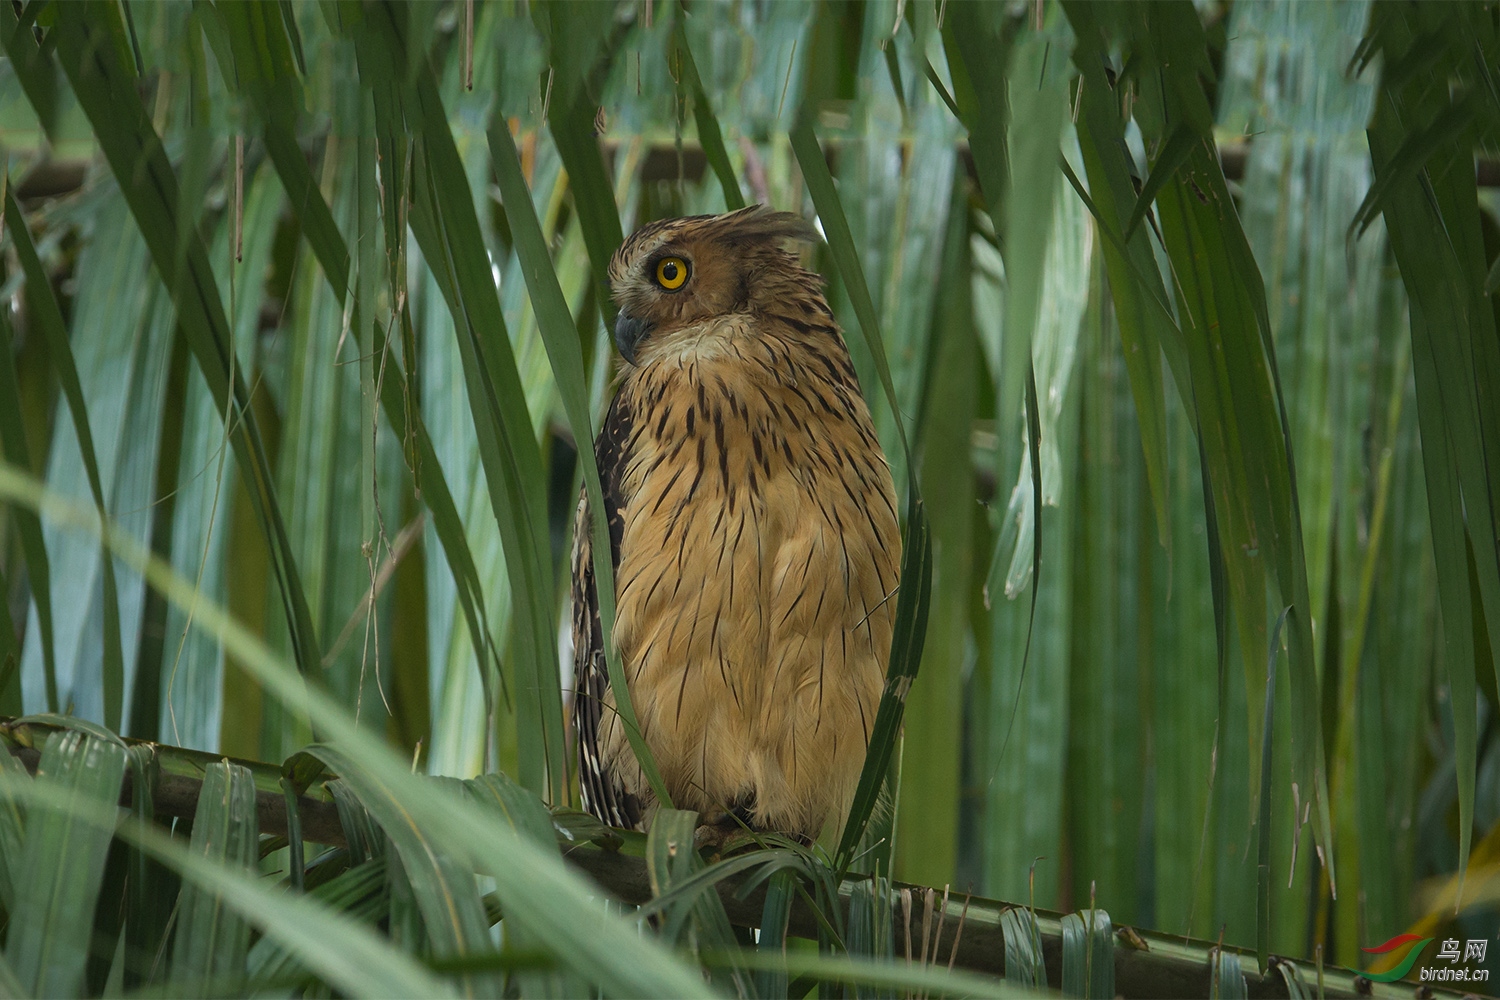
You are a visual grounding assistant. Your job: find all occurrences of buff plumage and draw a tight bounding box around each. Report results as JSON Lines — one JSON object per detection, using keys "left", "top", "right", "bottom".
{"left": 571, "top": 206, "right": 900, "bottom": 840}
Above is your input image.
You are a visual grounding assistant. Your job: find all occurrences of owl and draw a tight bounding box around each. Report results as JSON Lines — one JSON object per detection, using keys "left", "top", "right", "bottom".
{"left": 570, "top": 206, "right": 901, "bottom": 841}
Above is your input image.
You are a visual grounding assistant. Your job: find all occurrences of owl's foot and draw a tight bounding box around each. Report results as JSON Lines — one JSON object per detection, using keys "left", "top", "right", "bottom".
{"left": 694, "top": 800, "right": 761, "bottom": 857}
{"left": 693, "top": 799, "right": 816, "bottom": 856}
{"left": 694, "top": 821, "right": 752, "bottom": 856}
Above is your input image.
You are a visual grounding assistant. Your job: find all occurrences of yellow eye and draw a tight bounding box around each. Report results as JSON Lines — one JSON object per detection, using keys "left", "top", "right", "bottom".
{"left": 654, "top": 256, "right": 689, "bottom": 290}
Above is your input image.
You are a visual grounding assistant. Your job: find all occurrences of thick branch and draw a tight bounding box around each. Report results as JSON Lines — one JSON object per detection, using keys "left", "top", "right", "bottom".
{"left": 4, "top": 723, "right": 345, "bottom": 846}
{"left": 564, "top": 847, "right": 1419, "bottom": 1000}
{"left": 1, "top": 727, "right": 1446, "bottom": 999}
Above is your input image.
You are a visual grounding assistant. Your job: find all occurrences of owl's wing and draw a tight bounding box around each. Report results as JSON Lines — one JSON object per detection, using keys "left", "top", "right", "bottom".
{"left": 571, "top": 389, "right": 644, "bottom": 830}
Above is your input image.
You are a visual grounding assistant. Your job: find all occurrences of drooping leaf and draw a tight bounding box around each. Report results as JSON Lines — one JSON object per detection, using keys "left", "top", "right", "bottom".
{"left": 4, "top": 190, "right": 128, "bottom": 730}
{"left": 1060, "top": 909, "right": 1114, "bottom": 999}
{"left": 490, "top": 105, "right": 671, "bottom": 808}
{"left": 44, "top": 0, "right": 324, "bottom": 686}
{"left": 170, "top": 760, "right": 259, "bottom": 995}
{"left": 3, "top": 729, "right": 126, "bottom": 998}
{"left": 348, "top": 3, "right": 565, "bottom": 799}
{"left": 307, "top": 744, "right": 502, "bottom": 997}
{"left": 789, "top": 74, "right": 933, "bottom": 873}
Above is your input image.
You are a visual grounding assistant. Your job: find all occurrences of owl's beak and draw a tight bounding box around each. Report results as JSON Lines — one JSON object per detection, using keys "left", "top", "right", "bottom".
{"left": 614, "top": 309, "right": 650, "bottom": 364}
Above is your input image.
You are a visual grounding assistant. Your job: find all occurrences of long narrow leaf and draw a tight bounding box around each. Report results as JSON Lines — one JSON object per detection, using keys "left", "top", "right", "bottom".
{"left": 2, "top": 729, "right": 126, "bottom": 997}
{"left": 0, "top": 466, "right": 718, "bottom": 999}
{"left": 1060, "top": 909, "right": 1113, "bottom": 999}
{"left": 788, "top": 112, "right": 932, "bottom": 872}
{"left": 1367, "top": 9, "right": 1500, "bottom": 900}
{"left": 1066, "top": 18, "right": 1173, "bottom": 542}
{"left": 210, "top": 1, "right": 350, "bottom": 304}
{"left": 0, "top": 767, "right": 457, "bottom": 999}
{"left": 309, "top": 744, "right": 502, "bottom": 997}
{"left": 170, "top": 761, "right": 258, "bottom": 994}
{"left": 0, "top": 304, "right": 56, "bottom": 713}
{"left": 490, "top": 112, "right": 672, "bottom": 808}
{"left": 45, "top": 1, "right": 324, "bottom": 683}
{"left": 349, "top": 3, "right": 565, "bottom": 799}
{"left": 3, "top": 191, "right": 127, "bottom": 730}
{"left": 673, "top": 19, "right": 746, "bottom": 212}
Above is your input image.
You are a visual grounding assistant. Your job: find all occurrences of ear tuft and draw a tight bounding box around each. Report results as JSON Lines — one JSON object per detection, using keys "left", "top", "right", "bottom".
{"left": 716, "top": 205, "right": 819, "bottom": 247}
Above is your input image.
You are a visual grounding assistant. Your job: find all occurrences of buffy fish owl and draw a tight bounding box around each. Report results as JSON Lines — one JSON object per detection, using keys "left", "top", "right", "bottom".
{"left": 571, "top": 206, "right": 900, "bottom": 841}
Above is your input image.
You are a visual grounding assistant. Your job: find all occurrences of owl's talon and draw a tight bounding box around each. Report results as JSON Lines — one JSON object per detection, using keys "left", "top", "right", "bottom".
{"left": 694, "top": 819, "right": 761, "bottom": 858}
{"left": 693, "top": 822, "right": 729, "bottom": 854}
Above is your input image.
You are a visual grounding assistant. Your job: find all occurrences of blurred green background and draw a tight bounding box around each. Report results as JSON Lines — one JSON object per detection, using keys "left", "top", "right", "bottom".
{"left": 1, "top": 0, "right": 1497, "bottom": 983}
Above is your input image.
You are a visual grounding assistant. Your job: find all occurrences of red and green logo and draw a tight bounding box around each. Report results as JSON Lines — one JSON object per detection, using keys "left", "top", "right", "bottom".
{"left": 1362, "top": 934, "right": 1434, "bottom": 983}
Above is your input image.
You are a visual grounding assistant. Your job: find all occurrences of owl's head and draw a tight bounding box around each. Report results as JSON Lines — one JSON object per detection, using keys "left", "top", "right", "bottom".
{"left": 607, "top": 205, "right": 818, "bottom": 364}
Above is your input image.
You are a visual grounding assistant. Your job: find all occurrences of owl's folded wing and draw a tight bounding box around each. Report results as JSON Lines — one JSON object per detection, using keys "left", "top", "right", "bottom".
{"left": 571, "top": 390, "right": 644, "bottom": 830}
